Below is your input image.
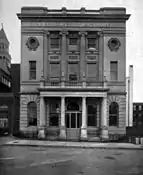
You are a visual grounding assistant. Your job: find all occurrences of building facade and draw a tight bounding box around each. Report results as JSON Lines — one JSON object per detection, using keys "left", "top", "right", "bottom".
{"left": 17, "top": 7, "right": 130, "bottom": 141}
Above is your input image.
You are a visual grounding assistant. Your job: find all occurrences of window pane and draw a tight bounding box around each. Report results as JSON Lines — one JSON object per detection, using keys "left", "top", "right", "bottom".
{"left": 88, "top": 38, "right": 96, "bottom": 48}
{"left": 30, "top": 61, "right": 36, "bottom": 69}
{"left": 50, "top": 63, "right": 60, "bottom": 78}
{"left": 50, "top": 38, "right": 60, "bottom": 49}
{"left": 87, "top": 63, "right": 98, "bottom": 79}
{"left": 68, "top": 63, "right": 79, "bottom": 80}
{"left": 77, "top": 113, "right": 82, "bottom": 128}
{"left": 109, "top": 102, "right": 118, "bottom": 126}
{"left": 110, "top": 62, "right": 118, "bottom": 81}
{"left": 30, "top": 71, "right": 36, "bottom": 79}
{"left": 29, "top": 61, "right": 36, "bottom": 80}
{"left": 66, "top": 113, "right": 70, "bottom": 128}
{"left": 69, "top": 38, "right": 78, "bottom": 45}
{"left": 71, "top": 113, "right": 76, "bottom": 128}
{"left": 109, "top": 115, "right": 117, "bottom": 126}
{"left": 28, "top": 102, "right": 37, "bottom": 126}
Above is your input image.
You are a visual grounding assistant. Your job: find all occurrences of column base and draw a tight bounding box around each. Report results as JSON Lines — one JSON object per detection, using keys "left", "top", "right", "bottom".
{"left": 38, "top": 127, "right": 46, "bottom": 140}
{"left": 59, "top": 126, "right": 66, "bottom": 140}
{"left": 80, "top": 127, "right": 87, "bottom": 141}
{"left": 100, "top": 127, "right": 109, "bottom": 141}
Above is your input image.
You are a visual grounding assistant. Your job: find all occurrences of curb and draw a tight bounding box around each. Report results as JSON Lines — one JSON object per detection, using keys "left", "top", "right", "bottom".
{"left": 2, "top": 143, "right": 143, "bottom": 150}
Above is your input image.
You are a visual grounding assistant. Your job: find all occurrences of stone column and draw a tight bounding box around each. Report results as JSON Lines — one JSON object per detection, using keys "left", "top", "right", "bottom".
{"left": 101, "top": 96, "right": 109, "bottom": 140}
{"left": 60, "top": 30, "right": 68, "bottom": 86}
{"left": 60, "top": 96, "right": 66, "bottom": 140}
{"left": 79, "top": 32, "right": 87, "bottom": 86}
{"left": 38, "top": 96, "right": 46, "bottom": 139}
{"left": 80, "top": 96, "right": 87, "bottom": 140}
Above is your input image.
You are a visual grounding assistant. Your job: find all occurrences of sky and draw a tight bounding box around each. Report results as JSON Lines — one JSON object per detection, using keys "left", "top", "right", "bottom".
{"left": 0, "top": 0, "right": 143, "bottom": 102}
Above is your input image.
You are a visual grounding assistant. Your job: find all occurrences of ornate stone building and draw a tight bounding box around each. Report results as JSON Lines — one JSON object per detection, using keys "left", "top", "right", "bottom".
{"left": 17, "top": 7, "right": 130, "bottom": 141}
{"left": 0, "top": 26, "right": 20, "bottom": 135}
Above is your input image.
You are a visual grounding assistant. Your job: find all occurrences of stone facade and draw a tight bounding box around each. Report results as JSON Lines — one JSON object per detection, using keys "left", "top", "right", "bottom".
{"left": 17, "top": 7, "right": 130, "bottom": 141}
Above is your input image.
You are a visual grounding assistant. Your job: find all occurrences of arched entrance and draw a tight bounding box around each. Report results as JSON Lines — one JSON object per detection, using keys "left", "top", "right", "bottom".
{"left": 66, "top": 101, "right": 82, "bottom": 140}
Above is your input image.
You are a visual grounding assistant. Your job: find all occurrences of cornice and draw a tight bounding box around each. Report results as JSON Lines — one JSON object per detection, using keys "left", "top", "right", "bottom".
{"left": 38, "top": 87, "right": 110, "bottom": 92}
{"left": 20, "top": 92, "right": 40, "bottom": 95}
{"left": 108, "top": 92, "right": 126, "bottom": 95}
{"left": 17, "top": 14, "right": 130, "bottom": 22}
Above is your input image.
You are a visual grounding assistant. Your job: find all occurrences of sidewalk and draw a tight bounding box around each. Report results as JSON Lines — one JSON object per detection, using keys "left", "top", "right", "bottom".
{"left": 2, "top": 138, "right": 143, "bottom": 150}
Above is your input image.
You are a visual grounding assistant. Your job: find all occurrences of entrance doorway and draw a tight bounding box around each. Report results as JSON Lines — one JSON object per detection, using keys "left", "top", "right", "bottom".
{"left": 66, "top": 101, "right": 81, "bottom": 140}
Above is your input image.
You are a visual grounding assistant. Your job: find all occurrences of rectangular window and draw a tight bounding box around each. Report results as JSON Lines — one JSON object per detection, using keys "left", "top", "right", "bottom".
{"left": 50, "top": 63, "right": 60, "bottom": 78}
{"left": 29, "top": 61, "right": 36, "bottom": 80}
{"left": 139, "top": 105, "right": 142, "bottom": 111}
{"left": 50, "top": 38, "right": 60, "bottom": 49}
{"left": 87, "top": 38, "right": 96, "bottom": 49}
{"left": 69, "top": 38, "right": 78, "bottom": 45}
{"left": 68, "top": 63, "right": 79, "bottom": 81}
{"left": 133, "top": 105, "right": 136, "bottom": 111}
{"left": 87, "top": 63, "right": 98, "bottom": 80}
{"left": 110, "top": 61, "right": 118, "bottom": 81}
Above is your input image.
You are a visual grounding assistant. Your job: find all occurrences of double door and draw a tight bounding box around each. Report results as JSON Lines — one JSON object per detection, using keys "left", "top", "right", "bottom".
{"left": 66, "top": 112, "right": 82, "bottom": 140}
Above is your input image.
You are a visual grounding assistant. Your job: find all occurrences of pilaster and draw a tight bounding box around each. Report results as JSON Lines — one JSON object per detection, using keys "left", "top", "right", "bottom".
{"left": 79, "top": 32, "right": 87, "bottom": 83}
{"left": 59, "top": 96, "right": 66, "bottom": 140}
{"left": 38, "top": 96, "right": 46, "bottom": 139}
{"left": 101, "top": 96, "right": 109, "bottom": 140}
{"left": 60, "top": 30, "right": 68, "bottom": 83}
{"left": 80, "top": 96, "right": 87, "bottom": 140}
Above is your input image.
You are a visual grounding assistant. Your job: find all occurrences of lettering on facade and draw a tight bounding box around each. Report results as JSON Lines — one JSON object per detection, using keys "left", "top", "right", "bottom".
{"left": 22, "top": 22, "right": 111, "bottom": 28}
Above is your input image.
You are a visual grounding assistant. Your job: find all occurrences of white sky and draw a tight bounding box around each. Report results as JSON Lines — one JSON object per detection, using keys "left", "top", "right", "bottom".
{"left": 0, "top": 0, "right": 143, "bottom": 102}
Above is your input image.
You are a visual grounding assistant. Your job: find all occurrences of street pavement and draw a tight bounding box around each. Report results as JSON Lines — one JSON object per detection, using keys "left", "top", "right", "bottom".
{"left": 0, "top": 145, "right": 143, "bottom": 175}
{"left": 3, "top": 138, "right": 143, "bottom": 150}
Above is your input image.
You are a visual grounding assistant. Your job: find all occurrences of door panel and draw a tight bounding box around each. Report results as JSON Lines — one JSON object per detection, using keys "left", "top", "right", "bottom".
{"left": 66, "top": 112, "right": 81, "bottom": 141}
{"left": 71, "top": 113, "right": 76, "bottom": 128}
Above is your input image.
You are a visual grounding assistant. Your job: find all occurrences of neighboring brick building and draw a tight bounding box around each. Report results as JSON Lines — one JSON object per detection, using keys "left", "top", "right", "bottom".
{"left": 17, "top": 7, "right": 130, "bottom": 141}
{"left": 0, "top": 26, "right": 20, "bottom": 135}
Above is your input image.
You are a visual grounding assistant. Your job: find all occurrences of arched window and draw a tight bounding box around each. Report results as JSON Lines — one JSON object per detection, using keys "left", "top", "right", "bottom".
{"left": 109, "top": 102, "right": 119, "bottom": 126}
{"left": 27, "top": 102, "right": 37, "bottom": 126}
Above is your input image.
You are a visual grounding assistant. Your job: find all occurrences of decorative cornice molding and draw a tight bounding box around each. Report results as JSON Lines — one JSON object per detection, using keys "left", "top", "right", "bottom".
{"left": 20, "top": 92, "right": 40, "bottom": 95}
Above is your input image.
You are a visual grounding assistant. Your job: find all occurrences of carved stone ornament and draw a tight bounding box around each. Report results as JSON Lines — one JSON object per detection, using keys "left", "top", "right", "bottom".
{"left": 26, "top": 37, "right": 39, "bottom": 51}
{"left": 108, "top": 38, "right": 121, "bottom": 52}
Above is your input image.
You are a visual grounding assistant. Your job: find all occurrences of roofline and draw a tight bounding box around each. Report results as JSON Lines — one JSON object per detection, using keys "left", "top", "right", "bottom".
{"left": 17, "top": 7, "right": 130, "bottom": 21}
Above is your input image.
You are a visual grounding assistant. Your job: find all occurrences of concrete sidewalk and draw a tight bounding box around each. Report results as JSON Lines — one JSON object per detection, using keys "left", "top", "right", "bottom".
{"left": 2, "top": 139, "right": 143, "bottom": 150}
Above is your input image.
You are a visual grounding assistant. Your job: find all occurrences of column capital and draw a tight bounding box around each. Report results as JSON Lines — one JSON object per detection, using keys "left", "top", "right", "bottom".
{"left": 60, "top": 30, "right": 68, "bottom": 36}
{"left": 79, "top": 31, "right": 87, "bottom": 37}
{"left": 61, "top": 96, "right": 65, "bottom": 99}
{"left": 82, "top": 96, "right": 86, "bottom": 99}
{"left": 97, "top": 31, "right": 104, "bottom": 37}
{"left": 43, "top": 30, "right": 50, "bottom": 36}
